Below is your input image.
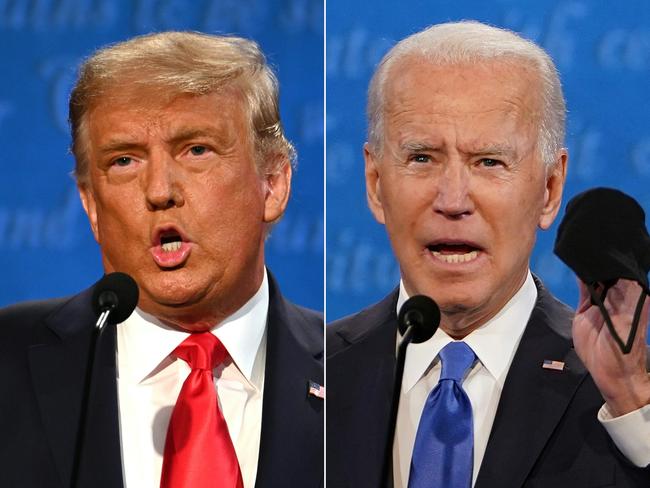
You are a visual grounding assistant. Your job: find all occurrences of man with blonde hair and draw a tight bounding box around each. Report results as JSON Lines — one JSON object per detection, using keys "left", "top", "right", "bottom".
{"left": 328, "top": 21, "right": 649, "bottom": 487}
{"left": 0, "top": 32, "right": 323, "bottom": 488}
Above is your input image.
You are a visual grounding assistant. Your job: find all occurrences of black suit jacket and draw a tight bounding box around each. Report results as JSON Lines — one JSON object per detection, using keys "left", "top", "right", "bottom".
{"left": 0, "top": 273, "right": 323, "bottom": 488}
{"left": 327, "top": 279, "right": 649, "bottom": 487}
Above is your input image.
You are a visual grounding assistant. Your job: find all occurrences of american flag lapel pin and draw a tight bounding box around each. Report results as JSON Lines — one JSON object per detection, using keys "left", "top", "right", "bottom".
{"left": 308, "top": 380, "right": 325, "bottom": 399}
{"left": 542, "top": 359, "right": 565, "bottom": 371}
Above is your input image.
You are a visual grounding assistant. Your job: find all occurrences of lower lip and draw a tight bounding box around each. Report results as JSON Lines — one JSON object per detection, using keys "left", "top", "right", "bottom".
{"left": 150, "top": 242, "right": 193, "bottom": 268}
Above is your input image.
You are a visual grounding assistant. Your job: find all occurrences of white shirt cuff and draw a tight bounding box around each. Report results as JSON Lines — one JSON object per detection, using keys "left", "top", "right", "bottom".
{"left": 598, "top": 403, "right": 650, "bottom": 468}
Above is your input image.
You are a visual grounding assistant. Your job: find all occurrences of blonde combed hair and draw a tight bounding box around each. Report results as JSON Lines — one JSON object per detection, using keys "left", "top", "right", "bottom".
{"left": 69, "top": 31, "right": 295, "bottom": 185}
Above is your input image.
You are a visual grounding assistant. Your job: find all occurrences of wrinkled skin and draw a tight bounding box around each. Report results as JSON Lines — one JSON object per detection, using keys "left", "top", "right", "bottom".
{"left": 365, "top": 58, "right": 567, "bottom": 337}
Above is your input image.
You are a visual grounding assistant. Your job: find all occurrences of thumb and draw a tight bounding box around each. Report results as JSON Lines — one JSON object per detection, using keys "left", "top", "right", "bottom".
{"left": 576, "top": 278, "right": 591, "bottom": 314}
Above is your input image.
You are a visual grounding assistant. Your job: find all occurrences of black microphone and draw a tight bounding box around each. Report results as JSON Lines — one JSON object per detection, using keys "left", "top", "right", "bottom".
{"left": 398, "top": 295, "right": 441, "bottom": 344}
{"left": 383, "top": 295, "right": 440, "bottom": 487}
{"left": 71, "top": 272, "right": 139, "bottom": 488}
{"left": 91, "top": 271, "right": 140, "bottom": 328}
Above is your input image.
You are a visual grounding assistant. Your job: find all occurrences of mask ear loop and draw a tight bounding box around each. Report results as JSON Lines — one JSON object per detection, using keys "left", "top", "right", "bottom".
{"left": 594, "top": 279, "right": 618, "bottom": 305}
{"left": 586, "top": 283, "right": 647, "bottom": 354}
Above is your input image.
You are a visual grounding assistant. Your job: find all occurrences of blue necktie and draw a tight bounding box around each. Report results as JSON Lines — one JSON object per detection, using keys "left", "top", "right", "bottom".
{"left": 408, "top": 341, "right": 476, "bottom": 488}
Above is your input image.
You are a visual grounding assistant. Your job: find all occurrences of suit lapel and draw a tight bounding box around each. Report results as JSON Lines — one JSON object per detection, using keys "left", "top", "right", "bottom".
{"left": 329, "top": 290, "right": 399, "bottom": 488}
{"left": 28, "top": 287, "right": 124, "bottom": 488}
{"left": 255, "top": 274, "right": 323, "bottom": 488}
{"left": 475, "top": 282, "right": 587, "bottom": 488}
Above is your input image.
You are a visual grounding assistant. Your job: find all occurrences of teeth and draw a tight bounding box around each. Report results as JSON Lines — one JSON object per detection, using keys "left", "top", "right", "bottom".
{"left": 161, "top": 241, "right": 182, "bottom": 252}
{"left": 431, "top": 250, "right": 478, "bottom": 263}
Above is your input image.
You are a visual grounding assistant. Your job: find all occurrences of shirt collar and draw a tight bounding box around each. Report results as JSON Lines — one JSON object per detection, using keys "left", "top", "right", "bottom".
{"left": 117, "top": 270, "right": 269, "bottom": 389}
{"left": 399, "top": 271, "right": 537, "bottom": 392}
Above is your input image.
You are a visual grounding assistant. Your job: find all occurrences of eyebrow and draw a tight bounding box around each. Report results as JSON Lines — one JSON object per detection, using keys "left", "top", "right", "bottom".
{"left": 165, "top": 127, "right": 223, "bottom": 147}
{"left": 400, "top": 141, "right": 444, "bottom": 153}
{"left": 399, "top": 141, "right": 516, "bottom": 157}
{"left": 96, "top": 127, "right": 224, "bottom": 155}
{"left": 464, "top": 144, "right": 517, "bottom": 159}
{"left": 97, "top": 138, "right": 144, "bottom": 155}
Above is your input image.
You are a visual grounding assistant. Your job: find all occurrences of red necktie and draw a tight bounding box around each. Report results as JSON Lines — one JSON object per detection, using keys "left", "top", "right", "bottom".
{"left": 160, "top": 332, "right": 244, "bottom": 488}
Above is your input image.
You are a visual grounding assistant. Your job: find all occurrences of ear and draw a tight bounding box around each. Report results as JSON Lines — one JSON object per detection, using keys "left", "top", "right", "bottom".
{"left": 263, "top": 158, "right": 292, "bottom": 223}
{"left": 538, "top": 149, "right": 568, "bottom": 230}
{"left": 364, "top": 143, "right": 386, "bottom": 224}
{"left": 78, "top": 182, "right": 100, "bottom": 243}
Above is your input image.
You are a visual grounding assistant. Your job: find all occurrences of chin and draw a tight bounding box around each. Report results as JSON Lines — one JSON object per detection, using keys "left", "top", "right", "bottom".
{"left": 430, "top": 288, "right": 486, "bottom": 315}
{"left": 144, "top": 279, "right": 208, "bottom": 308}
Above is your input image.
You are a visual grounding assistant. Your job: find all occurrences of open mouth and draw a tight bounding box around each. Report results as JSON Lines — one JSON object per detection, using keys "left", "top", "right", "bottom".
{"left": 427, "top": 242, "right": 482, "bottom": 264}
{"left": 160, "top": 232, "right": 183, "bottom": 253}
{"left": 151, "top": 226, "right": 192, "bottom": 268}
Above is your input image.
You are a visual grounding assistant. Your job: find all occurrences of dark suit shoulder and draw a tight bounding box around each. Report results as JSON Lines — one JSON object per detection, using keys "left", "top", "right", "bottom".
{"left": 0, "top": 296, "right": 72, "bottom": 345}
{"left": 327, "top": 289, "right": 398, "bottom": 358}
{"left": 266, "top": 270, "right": 323, "bottom": 363}
{"left": 0, "top": 296, "right": 70, "bottom": 321}
{"left": 326, "top": 291, "right": 398, "bottom": 488}
{"left": 282, "top": 299, "right": 323, "bottom": 358}
{"left": 532, "top": 275, "right": 575, "bottom": 340}
{"left": 285, "top": 300, "right": 322, "bottom": 329}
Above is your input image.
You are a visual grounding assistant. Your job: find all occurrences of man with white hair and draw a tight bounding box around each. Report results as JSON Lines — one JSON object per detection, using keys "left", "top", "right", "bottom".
{"left": 327, "top": 21, "right": 649, "bottom": 487}
{"left": 0, "top": 32, "right": 323, "bottom": 488}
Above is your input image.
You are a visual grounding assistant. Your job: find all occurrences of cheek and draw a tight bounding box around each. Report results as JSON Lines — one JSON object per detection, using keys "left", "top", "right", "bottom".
{"left": 91, "top": 188, "right": 152, "bottom": 262}
{"left": 515, "top": 182, "right": 547, "bottom": 229}
{"left": 490, "top": 195, "right": 542, "bottom": 260}
{"left": 94, "top": 194, "right": 131, "bottom": 231}
{"left": 194, "top": 175, "right": 265, "bottom": 228}
{"left": 382, "top": 176, "right": 432, "bottom": 223}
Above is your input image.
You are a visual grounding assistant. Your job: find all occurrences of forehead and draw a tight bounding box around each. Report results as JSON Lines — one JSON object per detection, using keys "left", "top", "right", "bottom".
{"left": 382, "top": 57, "right": 541, "bottom": 146}
{"left": 85, "top": 86, "right": 249, "bottom": 143}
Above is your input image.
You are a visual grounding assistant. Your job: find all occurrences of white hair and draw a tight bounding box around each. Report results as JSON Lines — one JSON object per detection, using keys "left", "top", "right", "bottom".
{"left": 367, "top": 21, "right": 566, "bottom": 166}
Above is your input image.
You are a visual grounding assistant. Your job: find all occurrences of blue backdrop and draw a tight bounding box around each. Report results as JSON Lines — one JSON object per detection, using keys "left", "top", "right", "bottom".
{"left": 326, "top": 0, "right": 650, "bottom": 321}
{"left": 0, "top": 0, "right": 324, "bottom": 311}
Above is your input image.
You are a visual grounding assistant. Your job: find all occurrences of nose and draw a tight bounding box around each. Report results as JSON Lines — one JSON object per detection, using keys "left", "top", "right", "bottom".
{"left": 432, "top": 161, "right": 474, "bottom": 219}
{"left": 142, "top": 152, "right": 184, "bottom": 211}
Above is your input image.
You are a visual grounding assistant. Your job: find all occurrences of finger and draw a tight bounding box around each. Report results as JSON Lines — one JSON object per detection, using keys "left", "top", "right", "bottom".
{"left": 576, "top": 278, "right": 591, "bottom": 313}
{"left": 604, "top": 279, "right": 641, "bottom": 314}
{"left": 605, "top": 281, "right": 650, "bottom": 348}
{"left": 635, "top": 293, "right": 649, "bottom": 344}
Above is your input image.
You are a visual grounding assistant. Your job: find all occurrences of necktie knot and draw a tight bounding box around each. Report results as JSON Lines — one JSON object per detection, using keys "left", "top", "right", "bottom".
{"left": 439, "top": 341, "right": 476, "bottom": 383}
{"left": 173, "top": 332, "right": 226, "bottom": 371}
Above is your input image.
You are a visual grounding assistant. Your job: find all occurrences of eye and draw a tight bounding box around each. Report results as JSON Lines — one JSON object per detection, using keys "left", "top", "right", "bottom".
{"left": 409, "top": 154, "right": 431, "bottom": 163}
{"left": 189, "top": 145, "right": 208, "bottom": 156}
{"left": 113, "top": 156, "right": 133, "bottom": 167}
{"left": 479, "top": 158, "right": 502, "bottom": 168}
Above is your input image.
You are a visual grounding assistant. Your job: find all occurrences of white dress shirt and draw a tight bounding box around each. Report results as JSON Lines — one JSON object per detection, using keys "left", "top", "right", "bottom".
{"left": 393, "top": 271, "right": 650, "bottom": 488}
{"left": 116, "top": 271, "right": 269, "bottom": 488}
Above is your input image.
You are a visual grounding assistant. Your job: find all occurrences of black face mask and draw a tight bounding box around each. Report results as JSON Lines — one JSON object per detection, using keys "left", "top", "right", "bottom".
{"left": 554, "top": 188, "right": 650, "bottom": 353}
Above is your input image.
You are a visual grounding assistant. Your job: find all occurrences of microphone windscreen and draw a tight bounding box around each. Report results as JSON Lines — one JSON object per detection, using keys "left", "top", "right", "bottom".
{"left": 554, "top": 188, "right": 650, "bottom": 292}
{"left": 92, "top": 272, "right": 139, "bottom": 324}
{"left": 398, "top": 295, "right": 441, "bottom": 344}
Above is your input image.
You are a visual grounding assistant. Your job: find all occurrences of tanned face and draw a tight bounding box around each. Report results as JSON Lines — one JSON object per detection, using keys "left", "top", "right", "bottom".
{"left": 79, "top": 87, "right": 291, "bottom": 330}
